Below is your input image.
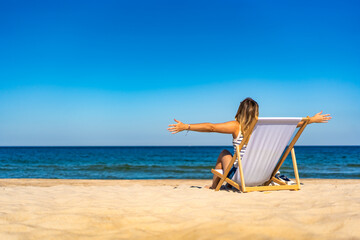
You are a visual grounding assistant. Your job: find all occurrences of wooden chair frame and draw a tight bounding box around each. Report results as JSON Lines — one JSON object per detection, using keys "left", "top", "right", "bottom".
{"left": 211, "top": 117, "right": 310, "bottom": 193}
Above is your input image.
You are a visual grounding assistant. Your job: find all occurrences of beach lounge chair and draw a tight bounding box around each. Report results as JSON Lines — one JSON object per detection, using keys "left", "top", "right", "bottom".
{"left": 211, "top": 117, "right": 310, "bottom": 192}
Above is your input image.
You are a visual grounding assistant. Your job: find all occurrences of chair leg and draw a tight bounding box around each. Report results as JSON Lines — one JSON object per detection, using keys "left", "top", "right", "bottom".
{"left": 291, "top": 148, "right": 301, "bottom": 190}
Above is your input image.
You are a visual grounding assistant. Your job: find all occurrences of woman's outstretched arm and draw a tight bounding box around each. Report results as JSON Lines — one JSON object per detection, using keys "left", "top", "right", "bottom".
{"left": 297, "top": 111, "right": 332, "bottom": 127}
{"left": 168, "top": 119, "right": 238, "bottom": 136}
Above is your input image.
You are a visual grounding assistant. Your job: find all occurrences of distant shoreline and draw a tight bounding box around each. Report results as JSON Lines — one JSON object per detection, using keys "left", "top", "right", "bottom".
{"left": 1, "top": 178, "right": 359, "bottom": 187}
{"left": 1, "top": 145, "right": 359, "bottom": 147}
{"left": 1, "top": 177, "right": 359, "bottom": 181}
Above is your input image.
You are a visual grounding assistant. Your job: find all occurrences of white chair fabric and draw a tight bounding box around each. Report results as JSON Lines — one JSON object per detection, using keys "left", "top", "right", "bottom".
{"left": 231, "top": 117, "right": 301, "bottom": 187}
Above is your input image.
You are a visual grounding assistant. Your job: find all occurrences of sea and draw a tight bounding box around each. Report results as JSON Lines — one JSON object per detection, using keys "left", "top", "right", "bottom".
{"left": 0, "top": 146, "right": 359, "bottom": 179}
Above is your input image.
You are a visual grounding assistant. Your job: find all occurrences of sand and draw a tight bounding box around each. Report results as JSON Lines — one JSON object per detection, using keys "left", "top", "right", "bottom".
{"left": 0, "top": 179, "right": 359, "bottom": 240}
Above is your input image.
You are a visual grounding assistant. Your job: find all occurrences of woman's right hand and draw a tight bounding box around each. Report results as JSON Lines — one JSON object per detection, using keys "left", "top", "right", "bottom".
{"left": 167, "top": 119, "right": 188, "bottom": 134}
{"left": 310, "top": 111, "right": 332, "bottom": 123}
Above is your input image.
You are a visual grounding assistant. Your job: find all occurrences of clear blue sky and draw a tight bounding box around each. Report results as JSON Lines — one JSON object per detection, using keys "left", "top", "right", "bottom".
{"left": 0, "top": 0, "right": 359, "bottom": 146}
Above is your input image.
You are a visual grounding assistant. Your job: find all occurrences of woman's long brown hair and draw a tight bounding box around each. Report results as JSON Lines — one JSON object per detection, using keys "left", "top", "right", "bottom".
{"left": 235, "top": 98, "right": 259, "bottom": 136}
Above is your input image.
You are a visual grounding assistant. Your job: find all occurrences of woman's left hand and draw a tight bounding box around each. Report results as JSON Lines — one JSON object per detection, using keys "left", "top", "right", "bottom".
{"left": 167, "top": 119, "right": 188, "bottom": 134}
{"left": 311, "top": 111, "right": 332, "bottom": 123}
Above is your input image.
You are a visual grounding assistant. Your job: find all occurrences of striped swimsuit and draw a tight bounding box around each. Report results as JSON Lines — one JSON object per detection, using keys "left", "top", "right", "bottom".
{"left": 232, "top": 130, "right": 247, "bottom": 167}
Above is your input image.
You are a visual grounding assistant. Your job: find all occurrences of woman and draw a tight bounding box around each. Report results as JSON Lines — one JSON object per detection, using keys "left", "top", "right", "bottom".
{"left": 167, "top": 98, "right": 332, "bottom": 189}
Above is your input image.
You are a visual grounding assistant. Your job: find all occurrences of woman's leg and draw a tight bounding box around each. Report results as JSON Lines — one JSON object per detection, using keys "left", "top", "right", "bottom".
{"left": 211, "top": 149, "right": 233, "bottom": 189}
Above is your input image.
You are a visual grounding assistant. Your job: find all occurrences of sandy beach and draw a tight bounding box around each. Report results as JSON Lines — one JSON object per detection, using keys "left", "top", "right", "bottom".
{"left": 0, "top": 179, "right": 359, "bottom": 240}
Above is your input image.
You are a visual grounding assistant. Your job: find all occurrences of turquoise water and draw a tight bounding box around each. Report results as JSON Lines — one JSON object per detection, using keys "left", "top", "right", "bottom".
{"left": 0, "top": 146, "right": 359, "bottom": 179}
